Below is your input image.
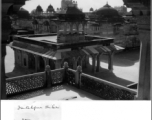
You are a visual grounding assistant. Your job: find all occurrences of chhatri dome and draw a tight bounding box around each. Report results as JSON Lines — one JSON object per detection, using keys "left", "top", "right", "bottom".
{"left": 94, "top": 2, "right": 120, "bottom": 17}
{"left": 92, "top": 2, "right": 124, "bottom": 23}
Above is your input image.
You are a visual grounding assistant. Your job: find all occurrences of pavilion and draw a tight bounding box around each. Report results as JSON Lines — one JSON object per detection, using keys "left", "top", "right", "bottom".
{"left": 10, "top": 6, "right": 123, "bottom": 74}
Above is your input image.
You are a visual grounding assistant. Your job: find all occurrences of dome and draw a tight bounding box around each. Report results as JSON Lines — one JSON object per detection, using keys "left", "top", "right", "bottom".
{"left": 94, "top": 3, "right": 120, "bottom": 17}
{"left": 91, "top": 2, "right": 124, "bottom": 23}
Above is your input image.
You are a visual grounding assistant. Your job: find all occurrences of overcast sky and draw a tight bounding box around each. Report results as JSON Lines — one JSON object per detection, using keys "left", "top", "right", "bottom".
{"left": 23, "top": 0, "right": 129, "bottom": 13}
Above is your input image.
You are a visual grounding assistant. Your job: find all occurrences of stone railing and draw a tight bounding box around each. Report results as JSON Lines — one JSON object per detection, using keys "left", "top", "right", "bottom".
{"left": 80, "top": 73, "right": 137, "bottom": 100}
{"left": 6, "top": 62, "right": 137, "bottom": 100}
{"left": 64, "top": 64, "right": 137, "bottom": 100}
{"left": 6, "top": 72, "right": 45, "bottom": 96}
{"left": 66, "top": 69, "right": 77, "bottom": 86}
{"left": 51, "top": 68, "right": 65, "bottom": 85}
{"left": 6, "top": 66, "right": 65, "bottom": 97}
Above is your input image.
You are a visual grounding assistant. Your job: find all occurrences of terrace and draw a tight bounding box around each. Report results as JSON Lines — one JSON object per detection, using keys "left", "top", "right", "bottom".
{"left": 6, "top": 62, "right": 137, "bottom": 100}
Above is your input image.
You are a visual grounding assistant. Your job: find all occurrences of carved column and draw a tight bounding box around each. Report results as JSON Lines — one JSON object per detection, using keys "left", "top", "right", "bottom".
{"left": 13, "top": 49, "right": 18, "bottom": 65}
{"left": 123, "top": 0, "right": 151, "bottom": 100}
{"left": 64, "top": 23, "right": 67, "bottom": 34}
{"left": 1, "top": 15, "right": 12, "bottom": 99}
{"left": 108, "top": 52, "right": 114, "bottom": 71}
{"left": 91, "top": 54, "right": 97, "bottom": 73}
{"left": 96, "top": 53, "right": 102, "bottom": 72}
{"left": 136, "top": 16, "right": 150, "bottom": 100}
{"left": 85, "top": 55, "right": 90, "bottom": 68}
{"left": 70, "top": 23, "right": 73, "bottom": 33}
{"left": 76, "top": 23, "right": 79, "bottom": 33}
{"left": 34, "top": 55, "right": 39, "bottom": 72}
{"left": 80, "top": 56, "right": 85, "bottom": 70}
{"left": 44, "top": 57, "right": 49, "bottom": 67}
{"left": 73, "top": 57, "right": 78, "bottom": 70}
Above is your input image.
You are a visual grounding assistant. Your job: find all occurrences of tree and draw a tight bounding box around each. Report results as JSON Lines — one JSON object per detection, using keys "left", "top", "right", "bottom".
{"left": 36, "top": 5, "right": 43, "bottom": 14}
{"left": 90, "top": 7, "right": 94, "bottom": 12}
{"left": 46, "top": 4, "right": 55, "bottom": 13}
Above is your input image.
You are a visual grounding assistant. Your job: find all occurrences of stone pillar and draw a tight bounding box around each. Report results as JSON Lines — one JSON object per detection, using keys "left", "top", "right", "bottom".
{"left": 136, "top": 16, "right": 150, "bottom": 100}
{"left": 76, "top": 23, "right": 79, "bottom": 33}
{"left": 44, "top": 57, "right": 49, "bottom": 67}
{"left": 122, "top": 0, "right": 151, "bottom": 100}
{"left": 91, "top": 54, "right": 97, "bottom": 73}
{"left": 70, "top": 23, "right": 73, "bottom": 33}
{"left": 64, "top": 23, "right": 67, "bottom": 34}
{"left": 1, "top": 44, "right": 7, "bottom": 99}
{"left": 82, "top": 23, "right": 85, "bottom": 32}
{"left": 63, "top": 62, "right": 69, "bottom": 83}
{"left": 57, "top": 22, "right": 60, "bottom": 36}
{"left": 14, "top": 49, "right": 18, "bottom": 65}
{"left": 55, "top": 59, "right": 62, "bottom": 69}
{"left": 45, "top": 65, "right": 52, "bottom": 88}
{"left": 34, "top": 55, "right": 39, "bottom": 72}
{"left": 108, "top": 52, "right": 114, "bottom": 71}
{"left": 75, "top": 66, "right": 82, "bottom": 88}
{"left": 80, "top": 56, "right": 85, "bottom": 70}
{"left": 85, "top": 55, "right": 90, "bottom": 68}
{"left": 1, "top": 15, "right": 12, "bottom": 99}
{"left": 73, "top": 57, "right": 78, "bottom": 70}
{"left": 96, "top": 53, "right": 102, "bottom": 72}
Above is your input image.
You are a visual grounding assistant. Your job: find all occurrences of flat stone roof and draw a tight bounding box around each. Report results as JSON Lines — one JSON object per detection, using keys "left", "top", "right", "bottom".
{"left": 26, "top": 36, "right": 58, "bottom": 43}
{"left": 15, "top": 34, "right": 114, "bottom": 50}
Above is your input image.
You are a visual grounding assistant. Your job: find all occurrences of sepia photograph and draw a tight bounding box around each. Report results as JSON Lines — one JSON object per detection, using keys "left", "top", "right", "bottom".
{"left": 1, "top": 0, "right": 151, "bottom": 100}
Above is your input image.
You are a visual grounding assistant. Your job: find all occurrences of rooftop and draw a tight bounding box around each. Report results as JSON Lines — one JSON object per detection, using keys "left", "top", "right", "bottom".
{"left": 13, "top": 34, "right": 114, "bottom": 49}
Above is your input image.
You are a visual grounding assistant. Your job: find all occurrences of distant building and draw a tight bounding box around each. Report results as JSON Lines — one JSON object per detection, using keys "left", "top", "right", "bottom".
{"left": 61, "top": 0, "right": 78, "bottom": 10}
{"left": 86, "top": 2, "right": 124, "bottom": 36}
{"left": 114, "top": 6, "right": 127, "bottom": 16}
{"left": 85, "top": 3, "right": 139, "bottom": 48}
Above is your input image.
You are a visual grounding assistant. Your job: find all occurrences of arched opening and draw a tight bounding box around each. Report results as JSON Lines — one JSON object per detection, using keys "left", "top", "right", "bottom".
{"left": 39, "top": 56, "right": 45, "bottom": 72}
{"left": 59, "top": 23, "right": 64, "bottom": 33}
{"left": 32, "top": 19, "right": 39, "bottom": 30}
{"left": 28, "top": 53, "right": 35, "bottom": 70}
{"left": 73, "top": 24, "right": 77, "bottom": 32}
{"left": 49, "top": 59, "right": 55, "bottom": 70}
{"left": 43, "top": 21, "right": 50, "bottom": 32}
{"left": 79, "top": 24, "right": 83, "bottom": 32}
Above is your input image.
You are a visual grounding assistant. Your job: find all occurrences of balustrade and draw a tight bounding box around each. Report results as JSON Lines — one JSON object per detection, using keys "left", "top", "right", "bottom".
{"left": 80, "top": 73, "right": 137, "bottom": 100}
{"left": 51, "top": 68, "right": 65, "bottom": 84}
{"left": 6, "top": 72, "right": 45, "bottom": 96}
{"left": 6, "top": 62, "right": 137, "bottom": 100}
